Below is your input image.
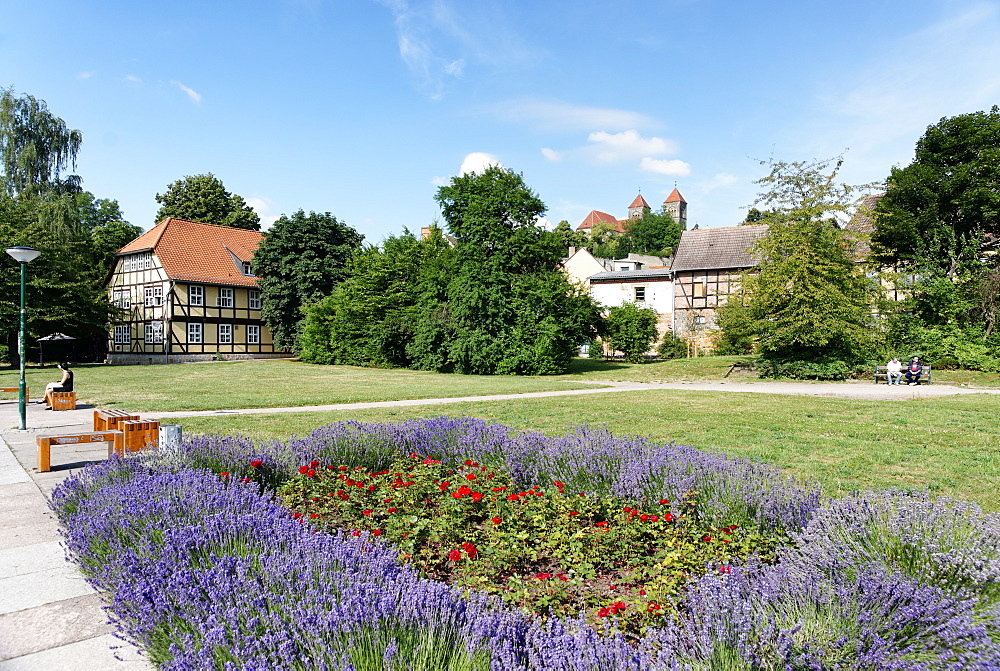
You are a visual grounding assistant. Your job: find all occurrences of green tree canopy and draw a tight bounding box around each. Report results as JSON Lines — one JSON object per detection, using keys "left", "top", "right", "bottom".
{"left": 0, "top": 88, "right": 82, "bottom": 196}
{"left": 872, "top": 107, "right": 1000, "bottom": 275}
{"left": 605, "top": 302, "right": 659, "bottom": 363}
{"left": 623, "top": 206, "right": 682, "bottom": 255}
{"left": 409, "top": 166, "right": 600, "bottom": 375}
{"left": 154, "top": 173, "right": 261, "bottom": 230}
{"left": 717, "top": 157, "right": 876, "bottom": 369}
{"left": 253, "top": 209, "right": 364, "bottom": 351}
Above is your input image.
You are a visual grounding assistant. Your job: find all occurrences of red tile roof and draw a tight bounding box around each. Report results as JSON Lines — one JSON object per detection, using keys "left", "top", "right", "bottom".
{"left": 664, "top": 188, "right": 686, "bottom": 204}
{"left": 671, "top": 225, "right": 768, "bottom": 271}
{"left": 628, "top": 193, "right": 650, "bottom": 209}
{"left": 116, "top": 218, "right": 263, "bottom": 287}
{"left": 576, "top": 210, "right": 628, "bottom": 233}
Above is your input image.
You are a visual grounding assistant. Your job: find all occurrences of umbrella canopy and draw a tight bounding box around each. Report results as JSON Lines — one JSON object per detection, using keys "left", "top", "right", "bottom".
{"left": 37, "top": 333, "right": 77, "bottom": 341}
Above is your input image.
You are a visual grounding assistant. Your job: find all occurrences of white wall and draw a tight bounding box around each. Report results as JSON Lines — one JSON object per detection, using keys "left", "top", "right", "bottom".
{"left": 590, "top": 279, "right": 673, "bottom": 315}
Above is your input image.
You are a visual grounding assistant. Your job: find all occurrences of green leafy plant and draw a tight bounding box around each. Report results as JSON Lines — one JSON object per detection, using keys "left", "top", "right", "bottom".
{"left": 277, "top": 453, "right": 786, "bottom": 633}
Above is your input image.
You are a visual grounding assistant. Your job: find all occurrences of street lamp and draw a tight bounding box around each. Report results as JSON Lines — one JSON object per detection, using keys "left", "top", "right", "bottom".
{"left": 6, "top": 246, "right": 41, "bottom": 431}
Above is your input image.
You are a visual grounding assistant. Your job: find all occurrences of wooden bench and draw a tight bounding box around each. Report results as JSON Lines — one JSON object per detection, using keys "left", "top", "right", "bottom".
{"left": 874, "top": 365, "right": 932, "bottom": 385}
{"left": 51, "top": 391, "right": 77, "bottom": 410}
{"left": 0, "top": 387, "right": 29, "bottom": 403}
{"left": 93, "top": 409, "right": 141, "bottom": 431}
{"left": 119, "top": 420, "right": 160, "bottom": 453}
{"left": 37, "top": 431, "right": 124, "bottom": 472}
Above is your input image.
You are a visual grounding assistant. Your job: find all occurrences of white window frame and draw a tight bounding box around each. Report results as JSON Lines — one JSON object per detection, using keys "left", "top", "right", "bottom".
{"left": 114, "top": 325, "right": 130, "bottom": 344}
{"left": 188, "top": 323, "right": 203, "bottom": 344}
{"left": 217, "top": 287, "right": 234, "bottom": 308}
{"left": 248, "top": 290, "right": 261, "bottom": 310}
{"left": 189, "top": 285, "right": 204, "bottom": 306}
{"left": 634, "top": 286, "right": 646, "bottom": 302}
{"left": 218, "top": 323, "right": 233, "bottom": 344}
{"left": 113, "top": 289, "right": 130, "bottom": 309}
{"left": 144, "top": 321, "right": 163, "bottom": 344}
{"left": 242, "top": 261, "right": 253, "bottom": 276}
{"left": 247, "top": 324, "right": 260, "bottom": 344}
{"left": 144, "top": 285, "right": 163, "bottom": 306}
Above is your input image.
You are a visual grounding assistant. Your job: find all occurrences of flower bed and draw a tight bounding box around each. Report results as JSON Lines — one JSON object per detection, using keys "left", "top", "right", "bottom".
{"left": 52, "top": 418, "right": 1000, "bottom": 669}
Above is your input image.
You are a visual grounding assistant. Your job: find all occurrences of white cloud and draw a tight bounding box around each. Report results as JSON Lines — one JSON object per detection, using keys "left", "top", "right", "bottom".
{"left": 639, "top": 157, "right": 691, "bottom": 177}
{"left": 540, "top": 147, "right": 562, "bottom": 162}
{"left": 124, "top": 75, "right": 143, "bottom": 85}
{"left": 377, "top": 0, "right": 538, "bottom": 100}
{"left": 490, "top": 98, "right": 657, "bottom": 132}
{"left": 246, "top": 197, "right": 278, "bottom": 230}
{"left": 431, "top": 175, "right": 451, "bottom": 186}
{"left": 76, "top": 71, "right": 95, "bottom": 80}
{"left": 459, "top": 152, "right": 502, "bottom": 175}
{"left": 588, "top": 130, "right": 677, "bottom": 163}
{"left": 171, "top": 80, "right": 202, "bottom": 104}
{"left": 698, "top": 172, "right": 737, "bottom": 192}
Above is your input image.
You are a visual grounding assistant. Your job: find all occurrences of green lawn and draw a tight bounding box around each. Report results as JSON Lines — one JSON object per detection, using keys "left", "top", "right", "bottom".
{"left": 4, "top": 356, "right": 998, "bottom": 511}
{"left": 0, "top": 359, "right": 608, "bottom": 412}
{"left": 173, "top": 390, "right": 1000, "bottom": 513}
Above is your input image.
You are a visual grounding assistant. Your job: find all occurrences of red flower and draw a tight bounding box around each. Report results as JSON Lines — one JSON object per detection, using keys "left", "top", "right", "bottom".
{"left": 306, "top": 469, "right": 316, "bottom": 478}
{"left": 647, "top": 603, "right": 662, "bottom": 612}
{"left": 506, "top": 494, "right": 520, "bottom": 501}
{"left": 298, "top": 466, "right": 309, "bottom": 474}
{"left": 250, "top": 460, "right": 263, "bottom": 469}
{"left": 492, "top": 516, "right": 502, "bottom": 525}
{"left": 386, "top": 507, "right": 397, "bottom": 514}
{"left": 623, "top": 507, "right": 632, "bottom": 513}
{"left": 220, "top": 472, "right": 229, "bottom": 478}
{"left": 471, "top": 491, "right": 483, "bottom": 502}
{"left": 452, "top": 491, "right": 464, "bottom": 499}
{"left": 569, "top": 511, "right": 579, "bottom": 516}
{"left": 659, "top": 498, "right": 669, "bottom": 505}
{"left": 310, "top": 460, "right": 320, "bottom": 468}
{"left": 664, "top": 513, "right": 674, "bottom": 522}
{"left": 462, "top": 543, "right": 478, "bottom": 558}
{"left": 702, "top": 535, "right": 713, "bottom": 543}
{"left": 457, "top": 485, "right": 472, "bottom": 496}
{"left": 351, "top": 529, "right": 361, "bottom": 536}
{"left": 372, "top": 529, "right": 382, "bottom": 536}
{"left": 465, "top": 473, "right": 476, "bottom": 481}
{"left": 449, "top": 549, "right": 461, "bottom": 561}
{"left": 640, "top": 514, "right": 650, "bottom": 522}
{"left": 598, "top": 608, "right": 609, "bottom": 617}
{"left": 362, "top": 509, "right": 373, "bottom": 516}
{"left": 464, "top": 460, "right": 474, "bottom": 466}
{"left": 557, "top": 574, "right": 568, "bottom": 582}
{"left": 534, "top": 572, "right": 552, "bottom": 580}
{"left": 439, "top": 482, "right": 451, "bottom": 491}
{"left": 338, "top": 465, "right": 348, "bottom": 471}
{"left": 718, "top": 566, "right": 731, "bottom": 574}
{"left": 595, "top": 521, "right": 608, "bottom": 528}
{"left": 649, "top": 514, "right": 659, "bottom": 522}
{"left": 309, "top": 513, "right": 320, "bottom": 518}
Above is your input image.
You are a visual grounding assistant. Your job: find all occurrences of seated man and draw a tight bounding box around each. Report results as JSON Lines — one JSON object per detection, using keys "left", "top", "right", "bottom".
{"left": 904, "top": 356, "right": 923, "bottom": 386}
{"left": 43, "top": 362, "right": 74, "bottom": 408}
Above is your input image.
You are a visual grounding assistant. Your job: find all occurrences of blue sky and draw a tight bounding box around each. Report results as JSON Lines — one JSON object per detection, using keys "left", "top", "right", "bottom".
{"left": 3, "top": 0, "right": 999, "bottom": 243}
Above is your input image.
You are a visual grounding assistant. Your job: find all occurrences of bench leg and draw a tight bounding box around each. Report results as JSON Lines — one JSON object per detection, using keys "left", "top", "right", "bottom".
{"left": 38, "top": 438, "right": 51, "bottom": 473}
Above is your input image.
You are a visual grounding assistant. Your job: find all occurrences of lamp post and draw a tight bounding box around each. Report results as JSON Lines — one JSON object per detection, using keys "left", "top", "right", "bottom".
{"left": 6, "top": 246, "right": 41, "bottom": 431}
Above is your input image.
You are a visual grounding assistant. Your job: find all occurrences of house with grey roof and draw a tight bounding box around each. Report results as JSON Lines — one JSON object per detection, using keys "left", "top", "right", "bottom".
{"left": 670, "top": 225, "right": 768, "bottom": 339}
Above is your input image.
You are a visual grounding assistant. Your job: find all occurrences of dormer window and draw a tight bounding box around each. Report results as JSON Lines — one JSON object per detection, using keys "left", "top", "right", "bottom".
{"left": 242, "top": 261, "right": 253, "bottom": 276}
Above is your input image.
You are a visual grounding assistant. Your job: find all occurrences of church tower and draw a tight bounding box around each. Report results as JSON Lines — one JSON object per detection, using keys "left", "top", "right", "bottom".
{"left": 627, "top": 192, "right": 651, "bottom": 219}
{"left": 663, "top": 188, "right": 687, "bottom": 229}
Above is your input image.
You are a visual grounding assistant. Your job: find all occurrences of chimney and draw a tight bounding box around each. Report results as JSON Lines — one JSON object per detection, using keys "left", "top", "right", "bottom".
{"left": 568, "top": 246, "right": 576, "bottom": 257}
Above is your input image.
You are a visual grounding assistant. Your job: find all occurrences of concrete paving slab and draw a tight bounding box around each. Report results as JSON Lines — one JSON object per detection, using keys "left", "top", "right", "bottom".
{"left": 0, "top": 593, "right": 112, "bottom": 662}
{"left": 0, "top": 541, "right": 67, "bottom": 579}
{"left": 0, "top": 633, "right": 147, "bottom": 670}
{"left": 0, "top": 563, "right": 95, "bottom": 616}
{"left": 0, "top": 524, "right": 62, "bottom": 553}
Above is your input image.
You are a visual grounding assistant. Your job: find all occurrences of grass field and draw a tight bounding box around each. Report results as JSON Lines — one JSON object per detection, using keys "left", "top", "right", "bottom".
{"left": 4, "top": 356, "right": 998, "bottom": 510}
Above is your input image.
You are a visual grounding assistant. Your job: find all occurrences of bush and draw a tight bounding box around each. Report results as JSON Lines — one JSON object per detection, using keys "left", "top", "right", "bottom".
{"left": 756, "top": 357, "right": 851, "bottom": 380}
{"left": 605, "top": 302, "right": 659, "bottom": 363}
{"left": 656, "top": 332, "right": 686, "bottom": 359}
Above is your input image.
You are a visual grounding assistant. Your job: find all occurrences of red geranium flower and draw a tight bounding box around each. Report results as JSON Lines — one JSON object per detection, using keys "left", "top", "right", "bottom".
{"left": 569, "top": 511, "right": 579, "bottom": 516}
{"left": 449, "top": 549, "right": 461, "bottom": 561}
{"left": 306, "top": 469, "right": 316, "bottom": 478}
{"left": 250, "top": 460, "right": 263, "bottom": 469}
{"left": 492, "top": 516, "right": 502, "bottom": 525}
{"left": 298, "top": 466, "right": 309, "bottom": 474}
{"left": 702, "top": 535, "right": 713, "bottom": 542}
{"left": 362, "top": 509, "right": 373, "bottom": 516}
{"left": 310, "top": 460, "right": 320, "bottom": 468}
{"left": 659, "top": 498, "right": 669, "bottom": 505}
{"left": 640, "top": 514, "right": 650, "bottom": 522}
{"left": 664, "top": 513, "right": 674, "bottom": 522}
{"left": 386, "top": 507, "right": 397, "bottom": 514}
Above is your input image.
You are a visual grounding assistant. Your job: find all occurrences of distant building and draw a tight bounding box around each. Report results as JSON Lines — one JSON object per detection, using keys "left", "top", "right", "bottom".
{"left": 107, "top": 218, "right": 290, "bottom": 364}
{"left": 576, "top": 188, "right": 687, "bottom": 234}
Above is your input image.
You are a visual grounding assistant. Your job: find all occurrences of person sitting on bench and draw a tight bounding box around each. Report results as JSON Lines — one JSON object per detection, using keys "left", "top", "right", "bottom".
{"left": 904, "top": 356, "right": 923, "bottom": 386}
{"left": 43, "top": 362, "right": 74, "bottom": 409}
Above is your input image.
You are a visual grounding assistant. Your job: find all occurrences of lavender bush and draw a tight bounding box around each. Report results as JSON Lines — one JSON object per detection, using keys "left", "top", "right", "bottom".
{"left": 52, "top": 417, "right": 1000, "bottom": 669}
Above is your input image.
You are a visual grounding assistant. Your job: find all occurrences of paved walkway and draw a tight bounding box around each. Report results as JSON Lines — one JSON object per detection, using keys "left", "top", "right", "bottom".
{"left": 1, "top": 378, "right": 997, "bottom": 668}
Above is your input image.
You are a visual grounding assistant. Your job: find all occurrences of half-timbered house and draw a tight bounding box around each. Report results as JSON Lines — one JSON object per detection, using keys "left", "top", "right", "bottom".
{"left": 670, "top": 225, "right": 768, "bottom": 343}
{"left": 107, "top": 218, "right": 290, "bottom": 363}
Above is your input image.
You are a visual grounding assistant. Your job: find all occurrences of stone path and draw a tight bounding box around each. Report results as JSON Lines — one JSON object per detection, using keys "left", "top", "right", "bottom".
{"left": 1, "top": 377, "right": 996, "bottom": 668}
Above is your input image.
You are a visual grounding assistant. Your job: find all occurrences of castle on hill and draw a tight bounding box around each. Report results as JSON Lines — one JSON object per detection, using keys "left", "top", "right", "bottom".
{"left": 575, "top": 188, "right": 688, "bottom": 233}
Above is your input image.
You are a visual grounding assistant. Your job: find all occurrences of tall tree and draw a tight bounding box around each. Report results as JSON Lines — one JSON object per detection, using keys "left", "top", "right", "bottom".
{"left": 253, "top": 209, "right": 363, "bottom": 351}
{"left": 717, "top": 157, "right": 876, "bottom": 368}
{"left": 872, "top": 107, "right": 1000, "bottom": 275}
{"left": 154, "top": 173, "right": 261, "bottom": 230}
{"left": 409, "top": 166, "right": 600, "bottom": 375}
{"left": 624, "top": 206, "right": 682, "bottom": 255}
{"left": 0, "top": 88, "right": 82, "bottom": 196}
{"left": 605, "top": 302, "right": 659, "bottom": 363}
